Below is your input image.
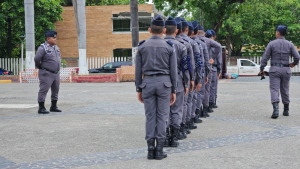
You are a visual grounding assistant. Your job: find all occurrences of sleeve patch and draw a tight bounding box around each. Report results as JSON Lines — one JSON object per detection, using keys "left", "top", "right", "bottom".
{"left": 200, "top": 39, "right": 206, "bottom": 43}
{"left": 166, "top": 40, "right": 174, "bottom": 46}
{"left": 138, "top": 40, "right": 146, "bottom": 46}
{"left": 183, "top": 38, "right": 190, "bottom": 43}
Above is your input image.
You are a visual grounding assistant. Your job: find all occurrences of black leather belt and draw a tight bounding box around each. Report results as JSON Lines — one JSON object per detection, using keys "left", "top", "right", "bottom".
{"left": 41, "top": 68, "right": 59, "bottom": 74}
{"left": 271, "top": 63, "right": 289, "bottom": 67}
{"left": 144, "top": 74, "right": 169, "bottom": 78}
{"left": 212, "top": 65, "right": 218, "bottom": 67}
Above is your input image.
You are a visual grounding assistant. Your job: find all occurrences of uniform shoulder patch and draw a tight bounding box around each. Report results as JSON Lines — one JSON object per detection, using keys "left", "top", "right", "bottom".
{"left": 179, "top": 41, "right": 185, "bottom": 44}
{"left": 200, "top": 39, "right": 206, "bottom": 43}
{"left": 183, "top": 38, "right": 190, "bottom": 43}
{"left": 196, "top": 41, "right": 201, "bottom": 45}
{"left": 138, "top": 40, "right": 146, "bottom": 46}
{"left": 166, "top": 40, "right": 174, "bottom": 46}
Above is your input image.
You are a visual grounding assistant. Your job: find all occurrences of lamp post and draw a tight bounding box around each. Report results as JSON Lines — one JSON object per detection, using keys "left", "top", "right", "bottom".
{"left": 20, "top": 35, "right": 25, "bottom": 72}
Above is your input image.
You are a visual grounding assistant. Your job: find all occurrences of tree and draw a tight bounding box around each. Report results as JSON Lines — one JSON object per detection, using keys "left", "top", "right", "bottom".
{"left": 0, "top": 0, "right": 63, "bottom": 58}
{"left": 153, "top": 0, "right": 246, "bottom": 35}
{"left": 217, "top": 0, "right": 300, "bottom": 57}
{"left": 60, "top": 0, "right": 147, "bottom": 6}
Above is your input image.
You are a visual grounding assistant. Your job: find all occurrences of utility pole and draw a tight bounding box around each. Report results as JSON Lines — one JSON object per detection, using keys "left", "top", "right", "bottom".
{"left": 24, "top": 0, "right": 35, "bottom": 69}
{"left": 130, "top": 0, "right": 139, "bottom": 65}
{"left": 73, "top": 0, "right": 88, "bottom": 75}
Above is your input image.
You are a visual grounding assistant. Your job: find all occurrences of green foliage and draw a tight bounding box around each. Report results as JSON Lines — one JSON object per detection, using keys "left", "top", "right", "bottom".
{"left": 61, "top": 58, "right": 67, "bottom": 68}
{"left": 60, "top": 0, "right": 147, "bottom": 6}
{"left": 0, "top": 0, "right": 63, "bottom": 58}
{"left": 217, "top": 0, "right": 300, "bottom": 56}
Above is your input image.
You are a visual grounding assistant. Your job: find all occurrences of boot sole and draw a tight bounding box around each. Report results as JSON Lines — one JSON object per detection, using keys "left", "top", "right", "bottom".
{"left": 50, "top": 110, "right": 62, "bottom": 112}
{"left": 38, "top": 112, "right": 50, "bottom": 114}
{"left": 271, "top": 116, "right": 279, "bottom": 119}
{"left": 155, "top": 156, "right": 167, "bottom": 160}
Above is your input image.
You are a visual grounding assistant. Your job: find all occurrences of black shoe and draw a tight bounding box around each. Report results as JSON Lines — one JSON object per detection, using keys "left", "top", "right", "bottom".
{"left": 283, "top": 104, "right": 289, "bottom": 116}
{"left": 170, "top": 126, "right": 179, "bottom": 147}
{"left": 200, "top": 106, "right": 205, "bottom": 117}
{"left": 184, "top": 122, "right": 191, "bottom": 134}
{"left": 213, "top": 99, "right": 218, "bottom": 108}
{"left": 194, "top": 117, "right": 203, "bottom": 123}
{"left": 38, "top": 102, "right": 50, "bottom": 114}
{"left": 189, "top": 120, "right": 197, "bottom": 130}
{"left": 208, "top": 102, "right": 214, "bottom": 113}
{"left": 155, "top": 140, "right": 167, "bottom": 160}
{"left": 180, "top": 124, "right": 187, "bottom": 139}
{"left": 271, "top": 102, "right": 279, "bottom": 119}
{"left": 203, "top": 106, "right": 210, "bottom": 117}
{"left": 147, "top": 139, "right": 155, "bottom": 160}
{"left": 164, "top": 128, "right": 170, "bottom": 147}
{"left": 50, "top": 100, "right": 62, "bottom": 112}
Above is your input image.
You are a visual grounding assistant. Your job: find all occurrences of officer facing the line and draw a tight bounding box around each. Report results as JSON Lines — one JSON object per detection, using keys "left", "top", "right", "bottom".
{"left": 260, "top": 25, "right": 300, "bottom": 119}
{"left": 34, "top": 30, "right": 62, "bottom": 114}
{"left": 135, "top": 15, "right": 177, "bottom": 160}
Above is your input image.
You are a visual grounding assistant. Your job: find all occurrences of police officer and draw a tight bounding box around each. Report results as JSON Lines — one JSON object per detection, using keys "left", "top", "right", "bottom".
{"left": 191, "top": 21, "right": 210, "bottom": 123}
{"left": 34, "top": 30, "right": 62, "bottom": 114}
{"left": 174, "top": 17, "right": 195, "bottom": 137}
{"left": 135, "top": 15, "right": 177, "bottom": 160}
{"left": 260, "top": 25, "right": 300, "bottom": 119}
{"left": 164, "top": 16, "right": 190, "bottom": 147}
{"left": 198, "top": 30, "right": 221, "bottom": 116}
{"left": 209, "top": 30, "right": 222, "bottom": 111}
{"left": 186, "top": 21, "right": 203, "bottom": 130}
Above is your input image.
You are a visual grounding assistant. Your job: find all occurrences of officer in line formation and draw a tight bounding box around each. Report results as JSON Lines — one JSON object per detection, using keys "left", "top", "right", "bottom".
{"left": 135, "top": 15, "right": 223, "bottom": 160}
{"left": 260, "top": 25, "right": 300, "bottom": 119}
{"left": 34, "top": 30, "right": 62, "bottom": 114}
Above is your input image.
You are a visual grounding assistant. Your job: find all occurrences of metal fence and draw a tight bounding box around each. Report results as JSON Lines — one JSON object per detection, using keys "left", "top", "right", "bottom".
{"left": 86, "top": 57, "right": 129, "bottom": 70}
{"left": 0, "top": 58, "right": 25, "bottom": 75}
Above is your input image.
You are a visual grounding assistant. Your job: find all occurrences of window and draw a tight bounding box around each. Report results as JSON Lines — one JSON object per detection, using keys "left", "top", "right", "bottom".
{"left": 104, "top": 63, "right": 113, "bottom": 69}
{"left": 241, "top": 60, "right": 256, "bottom": 66}
{"left": 139, "top": 18, "right": 151, "bottom": 31}
{"left": 113, "top": 20, "right": 130, "bottom": 32}
{"left": 113, "top": 48, "right": 132, "bottom": 58}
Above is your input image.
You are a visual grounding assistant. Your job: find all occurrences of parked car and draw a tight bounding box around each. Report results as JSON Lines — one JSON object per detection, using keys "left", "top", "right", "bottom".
{"left": 227, "top": 59, "right": 270, "bottom": 76}
{"left": 89, "top": 61, "right": 132, "bottom": 73}
{"left": 0, "top": 68, "right": 13, "bottom": 75}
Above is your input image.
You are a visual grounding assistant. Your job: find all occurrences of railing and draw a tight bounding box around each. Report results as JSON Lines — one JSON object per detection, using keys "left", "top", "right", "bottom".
{"left": 86, "top": 57, "right": 129, "bottom": 70}
{"left": 0, "top": 58, "right": 25, "bottom": 75}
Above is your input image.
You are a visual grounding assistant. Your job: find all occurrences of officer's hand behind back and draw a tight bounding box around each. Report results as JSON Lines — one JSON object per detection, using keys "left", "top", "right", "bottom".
{"left": 189, "top": 81, "right": 194, "bottom": 92}
{"left": 196, "top": 83, "right": 202, "bottom": 92}
{"left": 184, "top": 87, "right": 188, "bottom": 96}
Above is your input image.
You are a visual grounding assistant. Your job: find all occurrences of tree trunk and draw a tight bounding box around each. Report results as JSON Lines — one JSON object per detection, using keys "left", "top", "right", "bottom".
{"left": 213, "top": 20, "right": 223, "bottom": 36}
{"left": 7, "top": 17, "right": 12, "bottom": 58}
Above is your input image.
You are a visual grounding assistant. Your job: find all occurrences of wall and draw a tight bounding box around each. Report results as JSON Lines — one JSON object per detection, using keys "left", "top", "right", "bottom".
{"left": 55, "top": 4, "right": 154, "bottom": 62}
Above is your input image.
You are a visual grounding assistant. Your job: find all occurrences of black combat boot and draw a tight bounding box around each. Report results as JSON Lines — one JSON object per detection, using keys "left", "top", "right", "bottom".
{"left": 283, "top": 104, "right": 289, "bottom": 116}
{"left": 164, "top": 128, "right": 170, "bottom": 147}
{"left": 208, "top": 102, "right": 214, "bottom": 113}
{"left": 203, "top": 106, "right": 210, "bottom": 117}
{"left": 189, "top": 120, "right": 197, "bottom": 130}
{"left": 213, "top": 99, "right": 218, "bottom": 108}
{"left": 271, "top": 102, "right": 279, "bottom": 119}
{"left": 200, "top": 105, "right": 205, "bottom": 117}
{"left": 170, "top": 126, "right": 179, "bottom": 147}
{"left": 50, "top": 100, "right": 62, "bottom": 112}
{"left": 194, "top": 109, "right": 203, "bottom": 123}
{"left": 38, "top": 102, "right": 50, "bottom": 114}
{"left": 147, "top": 139, "right": 155, "bottom": 160}
{"left": 184, "top": 122, "right": 191, "bottom": 134}
{"left": 155, "top": 140, "right": 167, "bottom": 160}
{"left": 179, "top": 123, "right": 187, "bottom": 139}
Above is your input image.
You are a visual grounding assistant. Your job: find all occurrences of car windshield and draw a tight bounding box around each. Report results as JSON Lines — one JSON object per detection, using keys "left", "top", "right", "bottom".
{"left": 241, "top": 60, "right": 255, "bottom": 66}
{"left": 103, "top": 63, "right": 113, "bottom": 69}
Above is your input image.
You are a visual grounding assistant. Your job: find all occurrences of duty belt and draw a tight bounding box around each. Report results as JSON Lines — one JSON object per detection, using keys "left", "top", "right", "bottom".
{"left": 41, "top": 68, "right": 59, "bottom": 74}
{"left": 212, "top": 64, "right": 218, "bottom": 67}
{"left": 144, "top": 74, "right": 169, "bottom": 78}
{"left": 271, "top": 63, "right": 289, "bottom": 67}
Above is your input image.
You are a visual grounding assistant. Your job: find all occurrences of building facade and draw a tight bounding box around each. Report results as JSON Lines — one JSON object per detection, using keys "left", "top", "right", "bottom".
{"left": 55, "top": 4, "right": 158, "bottom": 67}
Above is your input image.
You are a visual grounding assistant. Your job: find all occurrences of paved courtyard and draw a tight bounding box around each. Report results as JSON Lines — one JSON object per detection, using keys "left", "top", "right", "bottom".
{"left": 0, "top": 77, "right": 300, "bottom": 169}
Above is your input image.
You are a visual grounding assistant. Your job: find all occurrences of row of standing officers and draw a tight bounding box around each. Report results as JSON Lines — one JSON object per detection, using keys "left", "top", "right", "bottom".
{"left": 135, "top": 15, "right": 222, "bottom": 160}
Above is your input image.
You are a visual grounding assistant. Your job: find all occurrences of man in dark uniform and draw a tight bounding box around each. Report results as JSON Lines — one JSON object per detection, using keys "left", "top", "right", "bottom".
{"left": 186, "top": 21, "right": 203, "bottom": 131}
{"left": 135, "top": 15, "right": 177, "bottom": 160}
{"left": 260, "top": 25, "right": 300, "bottom": 119}
{"left": 164, "top": 16, "right": 190, "bottom": 147}
{"left": 34, "top": 30, "right": 62, "bottom": 114}
{"left": 191, "top": 20, "right": 210, "bottom": 123}
{"left": 199, "top": 30, "right": 221, "bottom": 116}
{"left": 209, "top": 30, "right": 222, "bottom": 111}
{"left": 174, "top": 17, "right": 195, "bottom": 137}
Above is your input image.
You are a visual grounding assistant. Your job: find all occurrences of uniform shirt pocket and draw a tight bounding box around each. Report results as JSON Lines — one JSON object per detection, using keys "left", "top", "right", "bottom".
{"left": 163, "top": 82, "right": 172, "bottom": 88}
